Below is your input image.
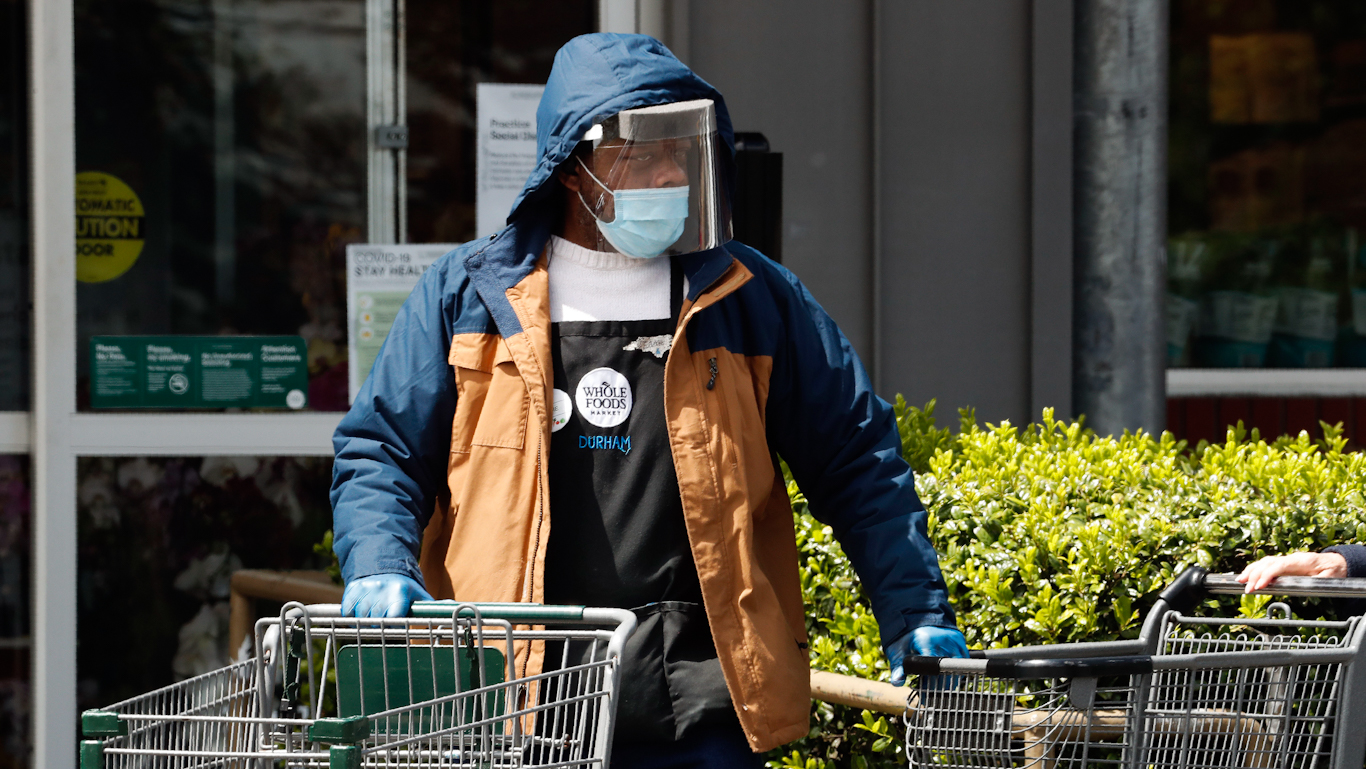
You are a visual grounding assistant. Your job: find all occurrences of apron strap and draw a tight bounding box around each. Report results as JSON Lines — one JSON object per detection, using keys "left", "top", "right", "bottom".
{"left": 670, "top": 258, "right": 684, "bottom": 327}
{"left": 630, "top": 600, "right": 705, "bottom": 619}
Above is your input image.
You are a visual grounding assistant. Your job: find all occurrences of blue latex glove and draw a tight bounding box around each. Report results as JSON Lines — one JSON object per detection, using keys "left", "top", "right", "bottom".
{"left": 342, "top": 573, "right": 434, "bottom": 618}
{"left": 886, "top": 625, "right": 970, "bottom": 686}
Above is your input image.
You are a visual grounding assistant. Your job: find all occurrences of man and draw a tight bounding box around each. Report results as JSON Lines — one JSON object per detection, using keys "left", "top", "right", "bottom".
{"left": 331, "top": 33, "right": 967, "bottom": 765}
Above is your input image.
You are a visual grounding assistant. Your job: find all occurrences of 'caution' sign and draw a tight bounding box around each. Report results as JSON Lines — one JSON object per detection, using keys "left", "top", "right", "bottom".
{"left": 76, "top": 171, "right": 145, "bottom": 283}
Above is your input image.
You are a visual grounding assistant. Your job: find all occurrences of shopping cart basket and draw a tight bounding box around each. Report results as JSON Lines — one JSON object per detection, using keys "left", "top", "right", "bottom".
{"left": 903, "top": 567, "right": 1366, "bottom": 769}
{"left": 79, "top": 601, "right": 637, "bottom": 768}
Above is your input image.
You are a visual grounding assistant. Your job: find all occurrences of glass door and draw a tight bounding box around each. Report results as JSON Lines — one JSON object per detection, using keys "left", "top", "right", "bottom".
{"left": 56, "top": 0, "right": 598, "bottom": 748}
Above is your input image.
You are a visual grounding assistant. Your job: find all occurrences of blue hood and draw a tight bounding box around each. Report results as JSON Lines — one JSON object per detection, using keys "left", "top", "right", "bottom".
{"left": 507, "top": 33, "right": 735, "bottom": 225}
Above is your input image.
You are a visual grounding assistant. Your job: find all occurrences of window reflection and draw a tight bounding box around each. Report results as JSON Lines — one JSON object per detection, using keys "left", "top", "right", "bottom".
{"left": 0, "top": 0, "right": 28, "bottom": 411}
{"left": 77, "top": 455, "right": 333, "bottom": 709}
{"left": 74, "top": 0, "right": 366, "bottom": 410}
{"left": 73, "top": 0, "right": 596, "bottom": 411}
{"left": 0, "top": 456, "right": 29, "bottom": 769}
{"left": 1169, "top": 1, "right": 1366, "bottom": 369}
{"left": 405, "top": 1, "right": 596, "bottom": 242}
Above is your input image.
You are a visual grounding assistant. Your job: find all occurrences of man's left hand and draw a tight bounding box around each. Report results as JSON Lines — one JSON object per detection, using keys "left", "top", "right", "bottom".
{"left": 886, "top": 626, "right": 970, "bottom": 686}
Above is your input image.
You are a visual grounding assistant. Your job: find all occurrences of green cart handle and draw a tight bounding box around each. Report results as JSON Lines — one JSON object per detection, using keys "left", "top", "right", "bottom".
{"left": 410, "top": 601, "right": 587, "bottom": 623}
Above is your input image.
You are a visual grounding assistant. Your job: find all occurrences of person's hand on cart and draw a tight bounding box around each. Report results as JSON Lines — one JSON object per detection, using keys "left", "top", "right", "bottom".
{"left": 886, "top": 625, "right": 970, "bottom": 686}
{"left": 1236, "top": 552, "right": 1348, "bottom": 592}
{"left": 342, "top": 573, "right": 433, "bottom": 618}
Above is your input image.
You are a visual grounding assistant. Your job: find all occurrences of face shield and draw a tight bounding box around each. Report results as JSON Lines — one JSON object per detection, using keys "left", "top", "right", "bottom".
{"left": 573, "top": 99, "right": 732, "bottom": 258}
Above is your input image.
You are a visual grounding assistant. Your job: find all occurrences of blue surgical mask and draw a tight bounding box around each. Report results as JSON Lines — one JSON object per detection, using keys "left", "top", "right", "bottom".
{"left": 576, "top": 158, "right": 689, "bottom": 259}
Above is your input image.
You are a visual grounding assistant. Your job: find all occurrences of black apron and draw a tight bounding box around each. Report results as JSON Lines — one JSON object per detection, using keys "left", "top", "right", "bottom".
{"left": 543, "top": 266, "right": 733, "bottom": 744}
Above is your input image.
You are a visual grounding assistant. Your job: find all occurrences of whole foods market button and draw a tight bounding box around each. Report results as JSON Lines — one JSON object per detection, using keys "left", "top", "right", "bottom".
{"left": 551, "top": 389, "right": 573, "bottom": 432}
{"left": 575, "top": 367, "right": 632, "bottom": 428}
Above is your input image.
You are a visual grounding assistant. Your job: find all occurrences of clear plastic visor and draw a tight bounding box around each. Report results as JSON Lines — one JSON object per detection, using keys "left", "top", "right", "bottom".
{"left": 575, "top": 99, "right": 731, "bottom": 258}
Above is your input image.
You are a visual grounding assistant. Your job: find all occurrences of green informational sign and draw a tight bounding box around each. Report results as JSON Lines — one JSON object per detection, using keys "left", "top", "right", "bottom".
{"left": 352, "top": 290, "right": 411, "bottom": 394}
{"left": 91, "top": 336, "right": 309, "bottom": 410}
{"left": 346, "top": 243, "right": 460, "bottom": 402}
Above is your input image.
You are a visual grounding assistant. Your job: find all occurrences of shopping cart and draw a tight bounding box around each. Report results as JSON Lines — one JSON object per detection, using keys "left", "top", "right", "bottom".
{"left": 902, "top": 567, "right": 1366, "bottom": 769}
{"left": 79, "top": 601, "right": 637, "bottom": 768}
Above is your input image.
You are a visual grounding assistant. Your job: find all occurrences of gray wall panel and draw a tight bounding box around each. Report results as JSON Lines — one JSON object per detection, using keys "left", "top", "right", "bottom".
{"left": 1032, "top": 0, "right": 1075, "bottom": 421}
{"left": 686, "top": 0, "right": 1047, "bottom": 426}
{"left": 877, "top": 1, "right": 1031, "bottom": 424}
{"left": 687, "top": 0, "right": 874, "bottom": 360}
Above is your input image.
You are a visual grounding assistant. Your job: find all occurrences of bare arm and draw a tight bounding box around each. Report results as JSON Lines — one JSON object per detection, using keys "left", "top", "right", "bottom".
{"left": 1235, "top": 552, "right": 1348, "bottom": 592}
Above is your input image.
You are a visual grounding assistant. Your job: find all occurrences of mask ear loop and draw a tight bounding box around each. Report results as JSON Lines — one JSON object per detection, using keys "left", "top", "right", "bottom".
{"left": 575, "top": 156, "right": 613, "bottom": 223}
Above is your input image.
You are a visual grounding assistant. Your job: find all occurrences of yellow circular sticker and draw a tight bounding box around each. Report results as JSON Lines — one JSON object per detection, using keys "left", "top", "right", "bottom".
{"left": 76, "top": 171, "right": 145, "bottom": 283}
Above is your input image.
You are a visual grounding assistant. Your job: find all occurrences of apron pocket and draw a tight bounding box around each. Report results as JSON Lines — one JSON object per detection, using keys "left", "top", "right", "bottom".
{"left": 612, "top": 608, "right": 675, "bottom": 743}
{"left": 619, "top": 602, "right": 733, "bottom": 743}
{"left": 655, "top": 602, "right": 733, "bottom": 739}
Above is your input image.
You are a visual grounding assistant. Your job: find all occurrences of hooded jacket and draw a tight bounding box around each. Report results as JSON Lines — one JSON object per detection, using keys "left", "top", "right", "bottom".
{"left": 331, "top": 33, "right": 955, "bottom": 751}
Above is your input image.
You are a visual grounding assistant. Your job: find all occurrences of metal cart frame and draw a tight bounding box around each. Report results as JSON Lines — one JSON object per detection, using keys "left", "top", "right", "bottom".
{"left": 903, "top": 567, "right": 1366, "bottom": 769}
{"left": 79, "top": 601, "right": 638, "bottom": 768}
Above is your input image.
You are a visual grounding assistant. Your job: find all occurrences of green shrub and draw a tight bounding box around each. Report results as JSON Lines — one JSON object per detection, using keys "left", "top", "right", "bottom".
{"left": 772, "top": 398, "right": 1366, "bottom": 769}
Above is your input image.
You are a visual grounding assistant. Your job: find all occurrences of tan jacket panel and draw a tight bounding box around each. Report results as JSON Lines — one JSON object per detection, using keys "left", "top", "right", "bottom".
{"left": 667, "top": 309, "right": 811, "bottom": 749}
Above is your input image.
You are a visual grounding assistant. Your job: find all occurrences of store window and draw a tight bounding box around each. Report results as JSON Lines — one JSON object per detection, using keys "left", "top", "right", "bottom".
{"left": 0, "top": 0, "right": 27, "bottom": 412}
{"left": 0, "top": 456, "right": 29, "bottom": 769}
{"left": 74, "top": 0, "right": 367, "bottom": 411}
{"left": 77, "top": 455, "right": 332, "bottom": 708}
{"left": 405, "top": 1, "right": 596, "bottom": 243}
{"left": 73, "top": 0, "right": 595, "bottom": 412}
{"left": 1169, "top": 1, "right": 1366, "bottom": 369}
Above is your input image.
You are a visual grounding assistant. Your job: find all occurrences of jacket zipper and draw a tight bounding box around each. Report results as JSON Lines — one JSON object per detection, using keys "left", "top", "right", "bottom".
{"left": 526, "top": 432, "right": 544, "bottom": 603}
{"left": 504, "top": 291, "right": 548, "bottom": 681}
{"left": 521, "top": 419, "right": 546, "bottom": 680}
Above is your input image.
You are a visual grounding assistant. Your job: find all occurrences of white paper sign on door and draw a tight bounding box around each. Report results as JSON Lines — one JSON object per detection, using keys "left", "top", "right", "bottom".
{"left": 476, "top": 83, "right": 544, "bottom": 238}
{"left": 346, "top": 243, "right": 461, "bottom": 403}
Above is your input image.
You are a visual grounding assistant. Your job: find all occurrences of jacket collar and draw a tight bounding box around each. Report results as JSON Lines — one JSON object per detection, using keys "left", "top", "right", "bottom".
{"left": 679, "top": 246, "right": 736, "bottom": 301}
{"left": 462, "top": 219, "right": 553, "bottom": 339}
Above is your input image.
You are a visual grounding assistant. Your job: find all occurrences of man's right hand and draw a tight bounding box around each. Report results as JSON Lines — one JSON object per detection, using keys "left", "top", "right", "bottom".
{"left": 1236, "top": 552, "right": 1348, "bottom": 593}
{"left": 341, "top": 573, "right": 434, "bottom": 618}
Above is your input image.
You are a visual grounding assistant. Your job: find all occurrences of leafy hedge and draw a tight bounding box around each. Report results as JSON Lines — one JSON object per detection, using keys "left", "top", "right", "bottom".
{"left": 773, "top": 399, "right": 1366, "bottom": 769}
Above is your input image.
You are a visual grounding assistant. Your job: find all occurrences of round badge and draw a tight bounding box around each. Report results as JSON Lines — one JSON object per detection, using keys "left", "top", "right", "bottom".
{"left": 286, "top": 389, "right": 307, "bottom": 410}
{"left": 575, "top": 367, "right": 632, "bottom": 428}
{"left": 551, "top": 389, "right": 573, "bottom": 432}
{"left": 168, "top": 373, "right": 189, "bottom": 395}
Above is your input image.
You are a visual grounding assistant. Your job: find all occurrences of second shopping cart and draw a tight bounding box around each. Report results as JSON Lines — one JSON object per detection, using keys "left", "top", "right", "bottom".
{"left": 902, "top": 567, "right": 1366, "bottom": 769}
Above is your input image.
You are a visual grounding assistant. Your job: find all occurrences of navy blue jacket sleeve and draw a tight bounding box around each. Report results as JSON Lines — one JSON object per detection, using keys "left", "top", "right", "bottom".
{"left": 758, "top": 255, "right": 956, "bottom": 647}
{"left": 330, "top": 259, "right": 459, "bottom": 585}
{"left": 1322, "top": 544, "right": 1366, "bottom": 616}
{"left": 1324, "top": 544, "right": 1366, "bottom": 579}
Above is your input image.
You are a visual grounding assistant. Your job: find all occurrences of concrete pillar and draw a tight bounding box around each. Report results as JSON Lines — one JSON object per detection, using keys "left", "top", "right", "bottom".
{"left": 1072, "top": 0, "right": 1168, "bottom": 436}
